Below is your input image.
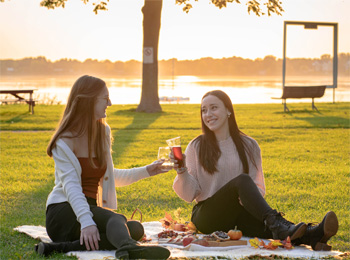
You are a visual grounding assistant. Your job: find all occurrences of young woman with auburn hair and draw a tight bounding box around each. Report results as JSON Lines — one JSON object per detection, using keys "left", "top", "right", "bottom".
{"left": 172, "top": 90, "right": 338, "bottom": 251}
{"left": 37, "top": 75, "right": 170, "bottom": 259}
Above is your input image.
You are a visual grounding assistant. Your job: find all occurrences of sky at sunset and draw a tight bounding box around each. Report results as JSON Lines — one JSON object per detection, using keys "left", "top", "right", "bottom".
{"left": 0, "top": 0, "right": 349, "bottom": 62}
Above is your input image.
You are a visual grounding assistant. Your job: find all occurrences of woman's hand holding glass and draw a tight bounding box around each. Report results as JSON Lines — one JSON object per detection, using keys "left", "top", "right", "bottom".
{"left": 170, "top": 150, "right": 187, "bottom": 174}
{"left": 146, "top": 159, "right": 171, "bottom": 176}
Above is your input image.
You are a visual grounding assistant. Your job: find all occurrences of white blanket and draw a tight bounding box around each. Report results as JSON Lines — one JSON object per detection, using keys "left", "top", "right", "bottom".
{"left": 14, "top": 221, "right": 343, "bottom": 260}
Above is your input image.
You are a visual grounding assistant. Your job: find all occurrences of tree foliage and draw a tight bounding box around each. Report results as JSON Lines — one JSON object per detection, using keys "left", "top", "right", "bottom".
{"left": 176, "top": 0, "right": 283, "bottom": 16}
{"left": 38, "top": 0, "right": 283, "bottom": 16}
{"left": 40, "top": 0, "right": 109, "bottom": 14}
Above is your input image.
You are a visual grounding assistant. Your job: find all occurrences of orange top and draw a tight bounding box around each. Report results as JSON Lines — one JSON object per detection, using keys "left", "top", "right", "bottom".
{"left": 78, "top": 158, "right": 106, "bottom": 200}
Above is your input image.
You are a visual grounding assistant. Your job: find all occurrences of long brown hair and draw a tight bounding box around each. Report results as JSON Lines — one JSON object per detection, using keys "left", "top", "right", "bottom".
{"left": 194, "top": 90, "right": 257, "bottom": 174}
{"left": 47, "top": 75, "right": 107, "bottom": 169}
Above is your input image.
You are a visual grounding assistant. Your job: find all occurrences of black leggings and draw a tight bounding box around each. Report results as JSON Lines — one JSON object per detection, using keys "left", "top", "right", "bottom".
{"left": 191, "top": 174, "right": 273, "bottom": 238}
{"left": 46, "top": 197, "right": 143, "bottom": 250}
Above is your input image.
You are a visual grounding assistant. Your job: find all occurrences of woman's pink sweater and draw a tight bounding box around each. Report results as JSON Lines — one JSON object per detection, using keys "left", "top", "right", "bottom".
{"left": 173, "top": 136, "right": 266, "bottom": 203}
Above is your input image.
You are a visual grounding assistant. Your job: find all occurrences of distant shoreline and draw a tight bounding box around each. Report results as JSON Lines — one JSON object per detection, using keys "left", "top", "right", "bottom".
{"left": 1, "top": 54, "right": 349, "bottom": 77}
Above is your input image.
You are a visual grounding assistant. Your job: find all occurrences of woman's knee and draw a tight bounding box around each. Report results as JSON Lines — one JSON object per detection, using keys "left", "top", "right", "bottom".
{"left": 127, "top": 221, "right": 144, "bottom": 241}
{"left": 106, "top": 213, "right": 128, "bottom": 226}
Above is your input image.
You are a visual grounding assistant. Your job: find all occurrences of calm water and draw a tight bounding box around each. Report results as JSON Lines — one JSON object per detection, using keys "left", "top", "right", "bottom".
{"left": 0, "top": 75, "right": 349, "bottom": 105}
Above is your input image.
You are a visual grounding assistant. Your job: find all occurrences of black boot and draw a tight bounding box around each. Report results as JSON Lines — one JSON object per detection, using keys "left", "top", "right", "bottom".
{"left": 264, "top": 210, "right": 307, "bottom": 240}
{"left": 293, "top": 211, "right": 338, "bottom": 251}
{"left": 34, "top": 240, "right": 85, "bottom": 256}
{"left": 115, "top": 243, "right": 170, "bottom": 260}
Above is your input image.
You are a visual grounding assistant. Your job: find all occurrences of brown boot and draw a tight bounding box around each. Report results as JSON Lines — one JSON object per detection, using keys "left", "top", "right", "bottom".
{"left": 35, "top": 240, "right": 85, "bottom": 256}
{"left": 264, "top": 210, "right": 307, "bottom": 240}
{"left": 293, "top": 211, "right": 338, "bottom": 251}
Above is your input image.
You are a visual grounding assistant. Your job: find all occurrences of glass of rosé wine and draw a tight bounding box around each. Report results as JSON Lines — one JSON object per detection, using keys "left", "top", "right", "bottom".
{"left": 157, "top": 147, "right": 174, "bottom": 170}
{"left": 166, "top": 136, "right": 184, "bottom": 168}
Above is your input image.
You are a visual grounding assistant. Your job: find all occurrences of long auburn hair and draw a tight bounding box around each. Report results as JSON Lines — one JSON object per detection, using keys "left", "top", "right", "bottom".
{"left": 47, "top": 75, "right": 107, "bottom": 169}
{"left": 194, "top": 90, "right": 257, "bottom": 175}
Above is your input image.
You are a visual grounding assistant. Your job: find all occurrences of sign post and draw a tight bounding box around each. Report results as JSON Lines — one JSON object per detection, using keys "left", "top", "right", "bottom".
{"left": 143, "top": 47, "right": 154, "bottom": 64}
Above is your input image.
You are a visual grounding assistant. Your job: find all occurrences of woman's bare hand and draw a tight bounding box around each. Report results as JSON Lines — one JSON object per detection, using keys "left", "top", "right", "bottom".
{"left": 80, "top": 225, "right": 100, "bottom": 251}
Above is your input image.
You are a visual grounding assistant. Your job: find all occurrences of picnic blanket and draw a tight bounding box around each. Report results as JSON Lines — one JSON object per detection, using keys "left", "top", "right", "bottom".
{"left": 14, "top": 221, "right": 344, "bottom": 260}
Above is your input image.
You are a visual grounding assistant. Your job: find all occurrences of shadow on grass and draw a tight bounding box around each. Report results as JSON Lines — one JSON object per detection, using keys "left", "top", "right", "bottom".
{"left": 274, "top": 108, "right": 349, "bottom": 128}
{"left": 274, "top": 109, "right": 323, "bottom": 115}
{"left": 114, "top": 108, "right": 169, "bottom": 117}
{"left": 293, "top": 116, "right": 350, "bottom": 128}
{"left": 111, "top": 109, "right": 162, "bottom": 158}
{"left": 2, "top": 111, "right": 30, "bottom": 124}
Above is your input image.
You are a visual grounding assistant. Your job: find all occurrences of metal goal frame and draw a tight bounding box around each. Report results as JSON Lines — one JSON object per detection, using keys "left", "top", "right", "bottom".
{"left": 282, "top": 21, "right": 338, "bottom": 102}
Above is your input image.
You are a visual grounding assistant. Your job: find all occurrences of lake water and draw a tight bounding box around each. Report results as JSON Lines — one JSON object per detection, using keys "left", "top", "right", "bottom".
{"left": 0, "top": 75, "right": 349, "bottom": 105}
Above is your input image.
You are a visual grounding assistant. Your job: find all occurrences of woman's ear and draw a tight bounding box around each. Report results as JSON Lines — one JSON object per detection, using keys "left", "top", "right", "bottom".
{"left": 226, "top": 108, "right": 231, "bottom": 118}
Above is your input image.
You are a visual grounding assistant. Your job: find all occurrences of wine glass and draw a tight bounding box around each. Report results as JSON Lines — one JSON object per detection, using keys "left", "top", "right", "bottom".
{"left": 157, "top": 147, "right": 174, "bottom": 170}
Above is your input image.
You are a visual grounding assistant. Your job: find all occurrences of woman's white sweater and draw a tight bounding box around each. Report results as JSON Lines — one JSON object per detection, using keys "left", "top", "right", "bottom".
{"left": 46, "top": 125, "right": 150, "bottom": 230}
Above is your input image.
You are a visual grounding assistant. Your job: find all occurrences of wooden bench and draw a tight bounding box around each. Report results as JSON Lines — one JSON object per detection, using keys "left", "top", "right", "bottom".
{"left": 0, "top": 89, "right": 37, "bottom": 114}
{"left": 272, "top": 86, "right": 326, "bottom": 112}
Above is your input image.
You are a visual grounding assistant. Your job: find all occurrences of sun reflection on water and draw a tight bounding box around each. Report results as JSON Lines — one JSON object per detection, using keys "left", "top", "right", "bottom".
{"left": 0, "top": 76, "right": 348, "bottom": 105}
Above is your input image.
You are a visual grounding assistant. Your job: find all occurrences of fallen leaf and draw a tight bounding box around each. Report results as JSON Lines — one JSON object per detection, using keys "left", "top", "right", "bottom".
{"left": 281, "top": 236, "right": 293, "bottom": 249}
{"left": 249, "top": 237, "right": 260, "bottom": 248}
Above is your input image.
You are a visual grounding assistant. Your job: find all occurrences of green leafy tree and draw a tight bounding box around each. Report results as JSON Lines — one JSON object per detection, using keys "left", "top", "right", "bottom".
{"left": 5, "top": 0, "right": 284, "bottom": 112}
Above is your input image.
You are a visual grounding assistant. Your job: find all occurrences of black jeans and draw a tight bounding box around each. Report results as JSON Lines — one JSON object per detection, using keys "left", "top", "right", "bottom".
{"left": 191, "top": 174, "right": 273, "bottom": 238}
{"left": 46, "top": 197, "right": 143, "bottom": 250}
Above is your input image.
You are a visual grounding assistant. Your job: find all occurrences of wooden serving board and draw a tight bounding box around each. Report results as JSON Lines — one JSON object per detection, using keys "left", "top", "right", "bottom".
{"left": 157, "top": 238, "right": 183, "bottom": 245}
{"left": 206, "top": 240, "right": 247, "bottom": 247}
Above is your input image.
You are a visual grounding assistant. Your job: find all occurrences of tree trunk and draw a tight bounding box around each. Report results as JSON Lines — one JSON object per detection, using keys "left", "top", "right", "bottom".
{"left": 136, "top": 0, "right": 163, "bottom": 113}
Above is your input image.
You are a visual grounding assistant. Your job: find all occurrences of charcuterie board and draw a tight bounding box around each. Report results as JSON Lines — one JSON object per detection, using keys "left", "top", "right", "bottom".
{"left": 157, "top": 238, "right": 247, "bottom": 247}
{"left": 155, "top": 230, "right": 247, "bottom": 248}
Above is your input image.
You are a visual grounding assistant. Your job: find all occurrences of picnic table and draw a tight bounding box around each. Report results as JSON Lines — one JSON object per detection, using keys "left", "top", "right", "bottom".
{"left": 0, "top": 89, "right": 37, "bottom": 114}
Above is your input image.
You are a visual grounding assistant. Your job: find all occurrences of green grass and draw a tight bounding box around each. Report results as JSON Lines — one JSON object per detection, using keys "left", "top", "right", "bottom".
{"left": 0, "top": 102, "right": 349, "bottom": 259}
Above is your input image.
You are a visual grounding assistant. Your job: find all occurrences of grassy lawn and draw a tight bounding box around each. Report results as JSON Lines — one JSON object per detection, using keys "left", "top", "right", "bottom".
{"left": 0, "top": 102, "right": 349, "bottom": 259}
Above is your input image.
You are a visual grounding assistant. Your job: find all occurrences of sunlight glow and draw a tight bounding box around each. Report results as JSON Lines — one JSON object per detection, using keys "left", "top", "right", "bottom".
{"left": 174, "top": 76, "right": 201, "bottom": 83}
{"left": 286, "top": 26, "right": 334, "bottom": 59}
{"left": 0, "top": 0, "right": 348, "bottom": 61}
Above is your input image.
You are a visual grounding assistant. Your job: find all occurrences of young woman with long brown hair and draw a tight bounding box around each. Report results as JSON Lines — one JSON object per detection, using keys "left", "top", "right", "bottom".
{"left": 36, "top": 75, "right": 170, "bottom": 259}
{"left": 172, "top": 90, "right": 338, "bottom": 251}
